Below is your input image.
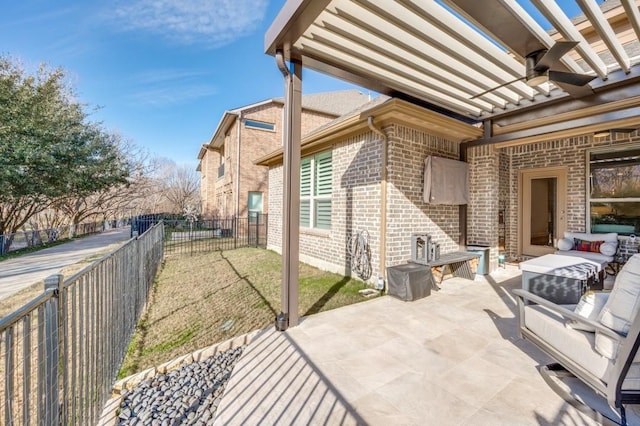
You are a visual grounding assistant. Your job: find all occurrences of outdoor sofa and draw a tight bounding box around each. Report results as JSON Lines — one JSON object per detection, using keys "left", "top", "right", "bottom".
{"left": 513, "top": 253, "right": 640, "bottom": 425}
{"left": 555, "top": 231, "right": 619, "bottom": 264}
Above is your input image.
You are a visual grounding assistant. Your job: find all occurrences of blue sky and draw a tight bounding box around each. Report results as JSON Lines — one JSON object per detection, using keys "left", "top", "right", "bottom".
{"left": 1, "top": 1, "right": 591, "bottom": 168}
{"left": 0, "top": 0, "right": 361, "bottom": 168}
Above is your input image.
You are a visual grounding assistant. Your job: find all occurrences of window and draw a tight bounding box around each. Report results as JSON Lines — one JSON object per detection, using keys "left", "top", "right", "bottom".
{"left": 244, "top": 119, "right": 275, "bottom": 131}
{"left": 588, "top": 146, "right": 640, "bottom": 235}
{"left": 248, "top": 192, "right": 263, "bottom": 223}
{"left": 218, "top": 147, "right": 225, "bottom": 178}
{"left": 300, "top": 151, "right": 332, "bottom": 230}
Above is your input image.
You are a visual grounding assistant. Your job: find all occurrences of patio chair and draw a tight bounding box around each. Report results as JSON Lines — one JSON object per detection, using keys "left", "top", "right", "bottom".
{"left": 513, "top": 253, "right": 640, "bottom": 425}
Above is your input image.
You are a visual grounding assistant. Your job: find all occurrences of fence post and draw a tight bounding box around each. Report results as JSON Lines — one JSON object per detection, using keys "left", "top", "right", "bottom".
{"left": 43, "top": 274, "right": 63, "bottom": 424}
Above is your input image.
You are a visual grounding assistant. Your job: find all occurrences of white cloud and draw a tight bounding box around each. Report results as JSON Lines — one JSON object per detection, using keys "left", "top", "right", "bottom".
{"left": 112, "top": 0, "right": 269, "bottom": 47}
{"left": 128, "top": 84, "right": 218, "bottom": 107}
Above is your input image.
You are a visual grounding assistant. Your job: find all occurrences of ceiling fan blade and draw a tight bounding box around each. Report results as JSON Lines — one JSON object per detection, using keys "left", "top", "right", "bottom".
{"left": 549, "top": 70, "right": 596, "bottom": 86}
{"left": 470, "top": 76, "right": 525, "bottom": 99}
{"left": 535, "top": 41, "right": 579, "bottom": 70}
{"left": 552, "top": 79, "right": 594, "bottom": 98}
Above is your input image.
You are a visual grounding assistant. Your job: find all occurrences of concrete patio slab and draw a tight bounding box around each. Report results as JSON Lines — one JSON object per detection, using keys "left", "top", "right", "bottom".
{"left": 214, "top": 266, "right": 605, "bottom": 425}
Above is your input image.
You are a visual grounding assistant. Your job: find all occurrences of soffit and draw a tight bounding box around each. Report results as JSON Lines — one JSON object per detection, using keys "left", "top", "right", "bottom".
{"left": 265, "top": 0, "right": 640, "bottom": 129}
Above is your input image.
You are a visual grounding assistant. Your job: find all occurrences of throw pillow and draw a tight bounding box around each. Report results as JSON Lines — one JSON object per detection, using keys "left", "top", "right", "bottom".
{"left": 557, "top": 238, "right": 573, "bottom": 251}
{"left": 600, "top": 242, "right": 617, "bottom": 256}
{"left": 567, "top": 291, "right": 609, "bottom": 332}
{"left": 574, "top": 238, "right": 604, "bottom": 253}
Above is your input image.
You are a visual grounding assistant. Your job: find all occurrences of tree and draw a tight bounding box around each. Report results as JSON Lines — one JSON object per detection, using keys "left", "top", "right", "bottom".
{"left": 0, "top": 56, "right": 131, "bottom": 249}
{"left": 163, "top": 164, "right": 201, "bottom": 215}
{"left": 127, "top": 158, "right": 201, "bottom": 216}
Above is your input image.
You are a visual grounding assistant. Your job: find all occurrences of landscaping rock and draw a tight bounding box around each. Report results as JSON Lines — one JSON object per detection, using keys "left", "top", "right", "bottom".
{"left": 117, "top": 346, "right": 244, "bottom": 425}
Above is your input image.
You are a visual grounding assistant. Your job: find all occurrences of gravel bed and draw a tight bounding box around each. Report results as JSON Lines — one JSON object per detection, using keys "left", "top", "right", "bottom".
{"left": 117, "top": 346, "right": 245, "bottom": 426}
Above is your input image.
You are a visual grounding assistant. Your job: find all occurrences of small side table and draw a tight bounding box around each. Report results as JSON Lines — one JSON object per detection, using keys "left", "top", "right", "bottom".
{"left": 605, "top": 257, "right": 626, "bottom": 277}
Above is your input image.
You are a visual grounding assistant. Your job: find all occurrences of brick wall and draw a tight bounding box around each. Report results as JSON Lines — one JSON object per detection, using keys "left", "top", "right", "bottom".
{"left": 467, "top": 145, "right": 500, "bottom": 270}
{"left": 483, "top": 134, "right": 638, "bottom": 261}
{"left": 268, "top": 122, "right": 462, "bottom": 283}
{"left": 203, "top": 102, "right": 338, "bottom": 218}
{"left": 200, "top": 148, "right": 223, "bottom": 217}
{"left": 386, "top": 125, "right": 461, "bottom": 267}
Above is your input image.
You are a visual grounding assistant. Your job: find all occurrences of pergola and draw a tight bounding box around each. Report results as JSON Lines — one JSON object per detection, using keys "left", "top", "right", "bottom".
{"left": 265, "top": 0, "right": 640, "bottom": 328}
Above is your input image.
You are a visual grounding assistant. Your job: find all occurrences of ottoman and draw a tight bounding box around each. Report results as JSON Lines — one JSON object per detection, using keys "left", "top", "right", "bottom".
{"left": 519, "top": 254, "right": 603, "bottom": 304}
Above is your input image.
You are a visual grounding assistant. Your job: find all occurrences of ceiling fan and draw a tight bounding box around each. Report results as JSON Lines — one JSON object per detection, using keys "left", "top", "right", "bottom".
{"left": 471, "top": 41, "right": 596, "bottom": 99}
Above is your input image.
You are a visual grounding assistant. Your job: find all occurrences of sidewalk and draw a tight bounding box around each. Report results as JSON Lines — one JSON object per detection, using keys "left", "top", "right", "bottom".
{"left": 0, "top": 226, "right": 132, "bottom": 300}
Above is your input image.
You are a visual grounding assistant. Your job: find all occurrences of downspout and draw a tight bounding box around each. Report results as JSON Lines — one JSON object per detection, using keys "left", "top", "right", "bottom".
{"left": 368, "top": 116, "right": 388, "bottom": 289}
{"left": 459, "top": 142, "right": 468, "bottom": 250}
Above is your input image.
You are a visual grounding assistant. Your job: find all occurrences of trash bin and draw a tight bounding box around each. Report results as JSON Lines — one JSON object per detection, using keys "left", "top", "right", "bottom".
{"left": 466, "top": 245, "right": 490, "bottom": 275}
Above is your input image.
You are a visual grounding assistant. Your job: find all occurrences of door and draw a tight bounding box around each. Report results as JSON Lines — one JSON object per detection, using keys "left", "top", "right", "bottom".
{"left": 520, "top": 167, "right": 567, "bottom": 257}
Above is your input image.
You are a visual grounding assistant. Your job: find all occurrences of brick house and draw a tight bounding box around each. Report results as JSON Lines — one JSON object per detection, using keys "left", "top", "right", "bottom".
{"left": 197, "top": 90, "right": 371, "bottom": 219}
{"left": 258, "top": 1, "right": 640, "bottom": 296}
{"left": 259, "top": 94, "right": 640, "bottom": 285}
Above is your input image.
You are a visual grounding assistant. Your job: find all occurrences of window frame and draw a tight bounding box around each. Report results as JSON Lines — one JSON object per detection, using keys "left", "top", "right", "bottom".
{"left": 586, "top": 143, "right": 640, "bottom": 236}
{"left": 300, "top": 150, "right": 332, "bottom": 230}
{"left": 244, "top": 119, "right": 276, "bottom": 132}
{"left": 248, "top": 191, "right": 263, "bottom": 223}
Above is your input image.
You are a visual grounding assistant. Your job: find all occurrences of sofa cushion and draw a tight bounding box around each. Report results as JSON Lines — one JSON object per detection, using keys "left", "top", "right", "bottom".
{"left": 568, "top": 292, "right": 609, "bottom": 332}
{"left": 525, "top": 305, "right": 610, "bottom": 380}
{"left": 595, "top": 254, "right": 640, "bottom": 358}
{"left": 600, "top": 242, "right": 617, "bottom": 257}
{"left": 574, "top": 238, "right": 604, "bottom": 253}
{"left": 564, "top": 231, "right": 618, "bottom": 245}
{"left": 557, "top": 238, "right": 574, "bottom": 251}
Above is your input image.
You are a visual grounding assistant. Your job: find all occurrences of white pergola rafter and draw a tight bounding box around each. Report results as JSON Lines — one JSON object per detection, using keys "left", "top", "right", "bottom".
{"left": 531, "top": 0, "right": 608, "bottom": 78}
{"left": 575, "top": 0, "right": 631, "bottom": 72}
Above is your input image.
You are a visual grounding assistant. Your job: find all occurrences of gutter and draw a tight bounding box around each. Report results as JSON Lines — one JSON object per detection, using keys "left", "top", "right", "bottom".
{"left": 367, "top": 116, "right": 388, "bottom": 288}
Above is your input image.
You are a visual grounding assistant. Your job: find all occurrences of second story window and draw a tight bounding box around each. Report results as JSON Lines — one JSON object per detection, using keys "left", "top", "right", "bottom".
{"left": 244, "top": 119, "right": 275, "bottom": 131}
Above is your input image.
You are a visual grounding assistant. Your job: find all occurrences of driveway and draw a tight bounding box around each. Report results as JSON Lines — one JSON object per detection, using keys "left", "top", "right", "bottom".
{"left": 0, "top": 226, "right": 132, "bottom": 300}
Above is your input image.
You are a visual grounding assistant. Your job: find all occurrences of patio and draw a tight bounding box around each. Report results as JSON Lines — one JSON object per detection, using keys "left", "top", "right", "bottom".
{"left": 213, "top": 267, "right": 628, "bottom": 425}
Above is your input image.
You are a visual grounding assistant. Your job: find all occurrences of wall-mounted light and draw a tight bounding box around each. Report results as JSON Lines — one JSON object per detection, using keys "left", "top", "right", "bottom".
{"left": 593, "top": 130, "right": 610, "bottom": 138}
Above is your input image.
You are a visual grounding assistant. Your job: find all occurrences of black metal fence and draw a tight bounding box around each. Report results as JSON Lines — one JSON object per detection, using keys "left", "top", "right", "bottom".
{"left": 162, "top": 214, "right": 268, "bottom": 255}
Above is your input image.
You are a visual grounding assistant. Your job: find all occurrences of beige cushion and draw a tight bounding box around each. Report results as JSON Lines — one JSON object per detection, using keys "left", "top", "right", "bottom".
{"left": 525, "top": 305, "right": 609, "bottom": 380}
{"left": 564, "top": 231, "right": 618, "bottom": 244}
{"left": 596, "top": 254, "right": 640, "bottom": 358}
{"left": 568, "top": 292, "right": 609, "bottom": 332}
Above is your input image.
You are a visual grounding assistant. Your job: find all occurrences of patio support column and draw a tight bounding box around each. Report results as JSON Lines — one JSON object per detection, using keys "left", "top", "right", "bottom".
{"left": 276, "top": 50, "right": 302, "bottom": 330}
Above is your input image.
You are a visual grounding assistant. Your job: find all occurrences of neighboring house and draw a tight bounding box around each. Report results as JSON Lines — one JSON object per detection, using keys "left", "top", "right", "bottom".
{"left": 257, "top": 0, "right": 640, "bottom": 286}
{"left": 196, "top": 90, "right": 371, "bottom": 219}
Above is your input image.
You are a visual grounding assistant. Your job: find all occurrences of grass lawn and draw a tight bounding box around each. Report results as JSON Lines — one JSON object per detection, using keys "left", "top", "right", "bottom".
{"left": 119, "top": 248, "right": 376, "bottom": 378}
